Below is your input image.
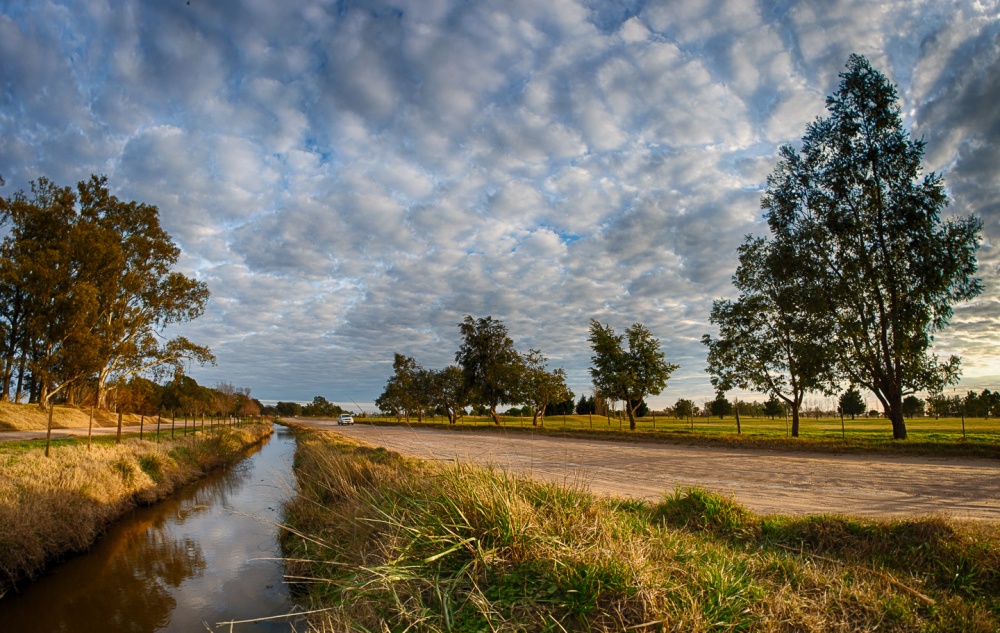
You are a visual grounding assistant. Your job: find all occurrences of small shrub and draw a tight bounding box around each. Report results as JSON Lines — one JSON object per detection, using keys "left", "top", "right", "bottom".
{"left": 111, "top": 457, "right": 137, "bottom": 487}
{"left": 651, "top": 487, "right": 758, "bottom": 537}
{"left": 137, "top": 454, "right": 164, "bottom": 483}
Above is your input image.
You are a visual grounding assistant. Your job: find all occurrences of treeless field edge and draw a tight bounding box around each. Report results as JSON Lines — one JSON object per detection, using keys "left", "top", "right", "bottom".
{"left": 0, "top": 401, "right": 149, "bottom": 432}
{"left": 281, "top": 428, "right": 1000, "bottom": 632}
{"left": 0, "top": 422, "right": 273, "bottom": 597}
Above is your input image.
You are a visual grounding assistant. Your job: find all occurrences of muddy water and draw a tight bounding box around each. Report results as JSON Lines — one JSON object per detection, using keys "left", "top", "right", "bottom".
{"left": 0, "top": 424, "right": 303, "bottom": 632}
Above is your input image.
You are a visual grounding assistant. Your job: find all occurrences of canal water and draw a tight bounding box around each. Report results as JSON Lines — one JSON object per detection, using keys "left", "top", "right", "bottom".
{"left": 0, "top": 424, "right": 303, "bottom": 632}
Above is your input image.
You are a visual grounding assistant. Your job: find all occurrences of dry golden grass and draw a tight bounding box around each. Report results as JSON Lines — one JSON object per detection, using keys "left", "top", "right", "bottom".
{"left": 0, "top": 423, "right": 272, "bottom": 595}
{"left": 0, "top": 401, "right": 148, "bottom": 431}
{"left": 282, "top": 429, "right": 1000, "bottom": 632}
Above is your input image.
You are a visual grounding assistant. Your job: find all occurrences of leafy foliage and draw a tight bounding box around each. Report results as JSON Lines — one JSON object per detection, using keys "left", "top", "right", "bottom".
{"left": 762, "top": 55, "right": 982, "bottom": 439}
{"left": 703, "top": 236, "right": 835, "bottom": 436}
{"left": 455, "top": 315, "right": 522, "bottom": 425}
{"left": 839, "top": 387, "right": 867, "bottom": 420}
{"left": 588, "top": 320, "right": 678, "bottom": 430}
{"left": 0, "top": 175, "right": 213, "bottom": 410}
{"left": 518, "top": 349, "right": 572, "bottom": 426}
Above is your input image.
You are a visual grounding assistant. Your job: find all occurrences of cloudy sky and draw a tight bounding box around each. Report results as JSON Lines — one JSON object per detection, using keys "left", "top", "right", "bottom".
{"left": 1, "top": 0, "right": 998, "bottom": 410}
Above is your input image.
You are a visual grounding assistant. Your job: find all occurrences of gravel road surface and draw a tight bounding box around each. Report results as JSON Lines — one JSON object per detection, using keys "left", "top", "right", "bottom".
{"left": 297, "top": 420, "right": 1000, "bottom": 520}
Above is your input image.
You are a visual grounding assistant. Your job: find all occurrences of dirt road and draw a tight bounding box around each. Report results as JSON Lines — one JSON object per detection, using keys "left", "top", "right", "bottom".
{"left": 298, "top": 420, "right": 1000, "bottom": 520}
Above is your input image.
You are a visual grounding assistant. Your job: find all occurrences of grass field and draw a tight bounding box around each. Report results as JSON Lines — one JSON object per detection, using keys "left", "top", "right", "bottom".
{"left": 0, "top": 400, "right": 148, "bottom": 432}
{"left": 281, "top": 429, "right": 1000, "bottom": 632}
{"left": 354, "top": 412, "right": 1000, "bottom": 458}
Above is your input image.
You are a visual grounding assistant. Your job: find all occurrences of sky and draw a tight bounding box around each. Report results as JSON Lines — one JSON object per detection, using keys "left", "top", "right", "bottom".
{"left": 1, "top": 0, "right": 998, "bottom": 411}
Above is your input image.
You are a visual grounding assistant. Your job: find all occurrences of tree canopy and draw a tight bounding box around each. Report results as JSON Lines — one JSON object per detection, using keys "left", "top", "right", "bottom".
{"left": 761, "top": 54, "right": 982, "bottom": 439}
{"left": 518, "top": 349, "right": 572, "bottom": 427}
{"left": 703, "top": 236, "right": 835, "bottom": 437}
{"left": 0, "top": 175, "right": 213, "bottom": 410}
{"left": 588, "top": 320, "right": 678, "bottom": 430}
{"left": 455, "top": 315, "right": 522, "bottom": 425}
{"left": 838, "top": 387, "right": 866, "bottom": 420}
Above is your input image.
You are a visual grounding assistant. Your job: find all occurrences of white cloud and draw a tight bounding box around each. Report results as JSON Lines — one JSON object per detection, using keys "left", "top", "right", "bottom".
{"left": 1, "top": 0, "right": 997, "bottom": 406}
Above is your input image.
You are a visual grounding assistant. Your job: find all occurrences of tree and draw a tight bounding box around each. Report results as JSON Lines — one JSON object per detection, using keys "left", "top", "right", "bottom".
{"left": 376, "top": 354, "right": 429, "bottom": 422}
{"left": 576, "top": 394, "right": 596, "bottom": 415}
{"left": 301, "top": 395, "right": 342, "bottom": 418}
{"left": 709, "top": 393, "right": 733, "bottom": 419}
{"left": 588, "top": 320, "right": 678, "bottom": 430}
{"left": 763, "top": 395, "right": 784, "bottom": 419}
{"left": 762, "top": 55, "right": 983, "bottom": 439}
{"left": 838, "top": 387, "right": 866, "bottom": 420}
{"left": 703, "top": 236, "right": 835, "bottom": 437}
{"left": 76, "top": 176, "right": 213, "bottom": 408}
{"left": 428, "top": 365, "right": 468, "bottom": 424}
{"left": 275, "top": 401, "right": 303, "bottom": 417}
{"left": 0, "top": 178, "right": 102, "bottom": 410}
{"left": 902, "top": 395, "right": 924, "bottom": 418}
{"left": 518, "top": 349, "right": 572, "bottom": 426}
{"left": 455, "top": 316, "right": 522, "bottom": 425}
{"left": 672, "top": 398, "right": 694, "bottom": 419}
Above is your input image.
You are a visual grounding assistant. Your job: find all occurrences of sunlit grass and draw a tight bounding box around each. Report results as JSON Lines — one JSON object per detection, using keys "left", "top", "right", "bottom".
{"left": 0, "top": 400, "right": 149, "bottom": 432}
{"left": 0, "top": 422, "right": 273, "bottom": 596}
{"left": 282, "top": 429, "right": 1000, "bottom": 632}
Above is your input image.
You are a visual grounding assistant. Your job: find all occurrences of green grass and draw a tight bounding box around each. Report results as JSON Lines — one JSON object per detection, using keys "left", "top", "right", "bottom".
{"left": 355, "top": 413, "right": 1000, "bottom": 458}
{"left": 281, "top": 429, "right": 1000, "bottom": 632}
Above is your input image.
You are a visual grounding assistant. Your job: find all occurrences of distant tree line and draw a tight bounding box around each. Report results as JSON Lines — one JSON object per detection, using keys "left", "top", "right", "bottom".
{"left": 103, "top": 375, "right": 261, "bottom": 420}
{"left": 376, "top": 315, "right": 678, "bottom": 429}
{"left": 271, "top": 395, "right": 346, "bottom": 418}
{"left": 0, "top": 175, "right": 214, "bottom": 411}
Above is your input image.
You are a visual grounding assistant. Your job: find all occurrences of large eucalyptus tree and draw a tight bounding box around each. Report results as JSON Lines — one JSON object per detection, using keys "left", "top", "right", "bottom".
{"left": 762, "top": 55, "right": 982, "bottom": 439}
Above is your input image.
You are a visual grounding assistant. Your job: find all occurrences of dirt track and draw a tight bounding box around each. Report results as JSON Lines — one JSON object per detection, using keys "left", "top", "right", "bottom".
{"left": 299, "top": 420, "right": 1000, "bottom": 520}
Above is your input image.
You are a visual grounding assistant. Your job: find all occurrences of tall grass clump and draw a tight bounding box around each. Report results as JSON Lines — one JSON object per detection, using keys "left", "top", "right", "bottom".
{"left": 283, "top": 430, "right": 1000, "bottom": 632}
{"left": 0, "top": 422, "right": 272, "bottom": 595}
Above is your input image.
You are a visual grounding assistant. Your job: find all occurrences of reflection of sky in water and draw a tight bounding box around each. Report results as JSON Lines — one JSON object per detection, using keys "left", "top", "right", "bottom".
{"left": 0, "top": 425, "right": 302, "bottom": 632}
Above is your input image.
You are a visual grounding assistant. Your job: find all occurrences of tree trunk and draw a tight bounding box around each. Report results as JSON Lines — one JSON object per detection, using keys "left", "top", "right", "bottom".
{"left": 0, "top": 355, "right": 12, "bottom": 401}
{"left": 626, "top": 406, "right": 636, "bottom": 431}
{"left": 489, "top": 405, "right": 501, "bottom": 425}
{"left": 14, "top": 353, "right": 26, "bottom": 403}
{"left": 886, "top": 391, "right": 907, "bottom": 439}
{"left": 790, "top": 403, "right": 800, "bottom": 438}
{"left": 532, "top": 409, "right": 539, "bottom": 426}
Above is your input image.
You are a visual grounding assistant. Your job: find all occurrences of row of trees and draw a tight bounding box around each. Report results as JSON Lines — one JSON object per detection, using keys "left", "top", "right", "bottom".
{"left": 376, "top": 316, "right": 680, "bottom": 430}
{"left": 110, "top": 376, "right": 261, "bottom": 420}
{"left": 702, "top": 55, "right": 983, "bottom": 439}
{"left": 0, "top": 175, "right": 214, "bottom": 411}
{"left": 272, "top": 395, "right": 346, "bottom": 418}
{"left": 377, "top": 316, "right": 574, "bottom": 426}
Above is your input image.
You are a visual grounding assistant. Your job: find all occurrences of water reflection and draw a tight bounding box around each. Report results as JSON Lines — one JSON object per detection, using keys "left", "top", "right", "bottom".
{"left": 0, "top": 425, "right": 300, "bottom": 632}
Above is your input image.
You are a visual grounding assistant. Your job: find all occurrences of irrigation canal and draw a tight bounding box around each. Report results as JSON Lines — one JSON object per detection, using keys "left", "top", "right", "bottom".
{"left": 0, "top": 423, "right": 303, "bottom": 632}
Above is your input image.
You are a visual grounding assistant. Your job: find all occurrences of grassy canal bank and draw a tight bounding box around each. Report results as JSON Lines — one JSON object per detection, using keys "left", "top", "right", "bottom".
{"left": 282, "top": 428, "right": 1000, "bottom": 632}
{"left": 0, "top": 421, "right": 273, "bottom": 596}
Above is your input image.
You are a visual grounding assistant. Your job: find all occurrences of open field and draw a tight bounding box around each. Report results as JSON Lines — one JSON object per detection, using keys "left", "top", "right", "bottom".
{"left": 282, "top": 429, "right": 1000, "bottom": 632}
{"left": 354, "top": 413, "right": 1000, "bottom": 458}
{"left": 0, "top": 422, "right": 273, "bottom": 596}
